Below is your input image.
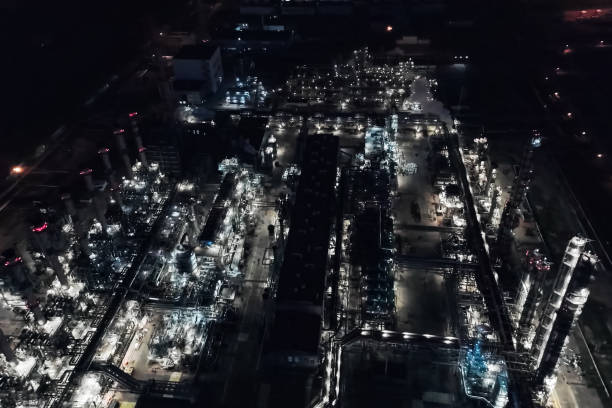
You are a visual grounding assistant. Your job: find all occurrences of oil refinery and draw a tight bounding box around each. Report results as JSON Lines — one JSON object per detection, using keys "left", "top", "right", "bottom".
{"left": 0, "top": 43, "right": 606, "bottom": 408}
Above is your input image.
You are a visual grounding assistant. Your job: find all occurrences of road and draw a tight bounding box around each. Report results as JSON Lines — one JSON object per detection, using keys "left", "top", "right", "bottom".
{"left": 210, "top": 116, "right": 299, "bottom": 408}
{"left": 210, "top": 176, "right": 286, "bottom": 408}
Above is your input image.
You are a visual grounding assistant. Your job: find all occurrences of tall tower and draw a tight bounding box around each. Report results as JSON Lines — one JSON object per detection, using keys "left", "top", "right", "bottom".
{"left": 496, "top": 132, "right": 542, "bottom": 254}
{"left": 80, "top": 168, "right": 108, "bottom": 232}
{"left": 514, "top": 249, "right": 551, "bottom": 347}
{"left": 129, "top": 112, "right": 148, "bottom": 167}
{"left": 535, "top": 251, "right": 597, "bottom": 394}
{"left": 530, "top": 236, "right": 588, "bottom": 369}
{"left": 114, "top": 128, "right": 134, "bottom": 179}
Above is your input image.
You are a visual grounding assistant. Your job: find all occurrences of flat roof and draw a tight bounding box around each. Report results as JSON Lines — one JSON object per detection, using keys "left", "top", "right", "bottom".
{"left": 199, "top": 206, "right": 227, "bottom": 243}
{"left": 215, "top": 172, "right": 236, "bottom": 205}
{"left": 276, "top": 134, "right": 339, "bottom": 305}
{"left": 174, "top": 43, "right": 219, "bottom": 60}
{"left": 269, "top": 310, "right": 321, "bottom": 353}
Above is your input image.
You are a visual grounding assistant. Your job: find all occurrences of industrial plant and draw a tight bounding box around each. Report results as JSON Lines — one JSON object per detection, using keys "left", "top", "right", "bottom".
{"left": 0, "top": 26, "right": 607, "bottom": 408}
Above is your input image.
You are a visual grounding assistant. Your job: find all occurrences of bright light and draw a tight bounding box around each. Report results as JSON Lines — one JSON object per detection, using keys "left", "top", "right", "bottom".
{"left": 31, "top": 222, "right": 48, "bottom": 233}
{"left": 596, "top": 153, "right": 604, "bottom": 158}
{"left": 386, "top": 25, "right": 393, "bottom": 32}
{"left": 11, "top": 165, "right": 24, "bottom": 175}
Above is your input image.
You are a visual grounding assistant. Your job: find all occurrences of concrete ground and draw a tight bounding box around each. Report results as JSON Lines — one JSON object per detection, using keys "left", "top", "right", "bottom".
{"left": 392, "top": 126, "right": 452, "bottom": 336}
{"left": 393, "top": 127, "right": 446, "bottom": 259}
{"left": 554, "top": 335, "right": 606, "bottom": 408}
{"left": 394, "top": 267, "right": 451, "bottom": 336}
{"left": 394, "top": 131, "right": 440, "bottom": 226}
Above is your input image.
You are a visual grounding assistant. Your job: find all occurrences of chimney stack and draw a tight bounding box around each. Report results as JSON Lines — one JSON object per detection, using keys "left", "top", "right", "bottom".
{"left": 61, "top": 193, "right": 77, "bottom": 218}
{"left": 16, "top": 240, "right": 36, "bottom": 275}
{"left": 80, "top": 168, "right": 95, "bottom": 192}
{"left": 94, "top": 199, "right": 108, "bottom": 232}
{"left": 114, "top": 129, "right": 133, "bottom": 179}
{"left": 137, "top": 147, "right": 148, "bottom": 168}
{"left": 98, "top": 148, "right": 112, "bottom": 171}
{"left": 79, "top": 170, "right": 108, "bottom": 232}
{"left": 129, "top": 112, "right": 148, "bottom": 167}
{"left": 98, "top": 147, "right": 118, "bottom": 187}
{"left": 110, "top": 186, "right": 123, "bottom": 208}
{"left": 49, "top": 253, "right": 68, "bottom": 286}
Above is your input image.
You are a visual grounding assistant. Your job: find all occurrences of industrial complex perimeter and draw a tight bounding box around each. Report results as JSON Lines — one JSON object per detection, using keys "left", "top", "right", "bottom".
{"left": 1, "top": 4, "right": 610, "bottom": 408}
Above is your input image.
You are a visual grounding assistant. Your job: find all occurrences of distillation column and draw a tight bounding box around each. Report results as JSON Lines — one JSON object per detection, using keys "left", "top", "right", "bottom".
{"left": 535, "top": 251, "right": 598, "bottom": 395}
{"left": 514, "top": 249, "right": 551, "bottom": 347}
{"left": 530, "top": 235, "right": 588, "bottom": 369}
{"left": 114, "top": 128, "right": 134, "bottom": 179}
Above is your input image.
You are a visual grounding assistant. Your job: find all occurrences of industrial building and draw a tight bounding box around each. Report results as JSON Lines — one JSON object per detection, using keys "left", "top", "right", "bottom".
{"left": 172, "top": 44, "right": 224, "bottom": 101}
{"left": 267, "top": 134, "right": 339, "bottom": 367}
{"left": 260, "top": 133, "right": 338, "bottom": 407}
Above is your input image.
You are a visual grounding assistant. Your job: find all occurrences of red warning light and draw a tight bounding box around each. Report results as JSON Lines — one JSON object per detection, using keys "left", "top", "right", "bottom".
{"left": 4, "top": 257, "right": 22, "bottom": 267}
{"left": 32, "top": 222, "right": 48, "bottom": 233}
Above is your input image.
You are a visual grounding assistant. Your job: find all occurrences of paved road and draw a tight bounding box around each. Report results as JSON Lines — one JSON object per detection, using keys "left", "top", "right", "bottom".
{"left": 212, "top": 117, "right": 299, "bottom": 408}
{"left": 217, "top": 202, "right": 278, "bottom": 408}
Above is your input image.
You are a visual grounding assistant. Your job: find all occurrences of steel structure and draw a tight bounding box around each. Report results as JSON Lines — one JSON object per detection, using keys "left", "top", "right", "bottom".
{"left": 530, "top": 235, "right": 587, "bottom": 369}
{"left": 514, "top": 249, "right": 551, "bottom": 348}
{"left": 496, "top": 133, "right": 542, "bottom": 255}
{"left": 535, "top": 252, "right": 597, "bottom": 384}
